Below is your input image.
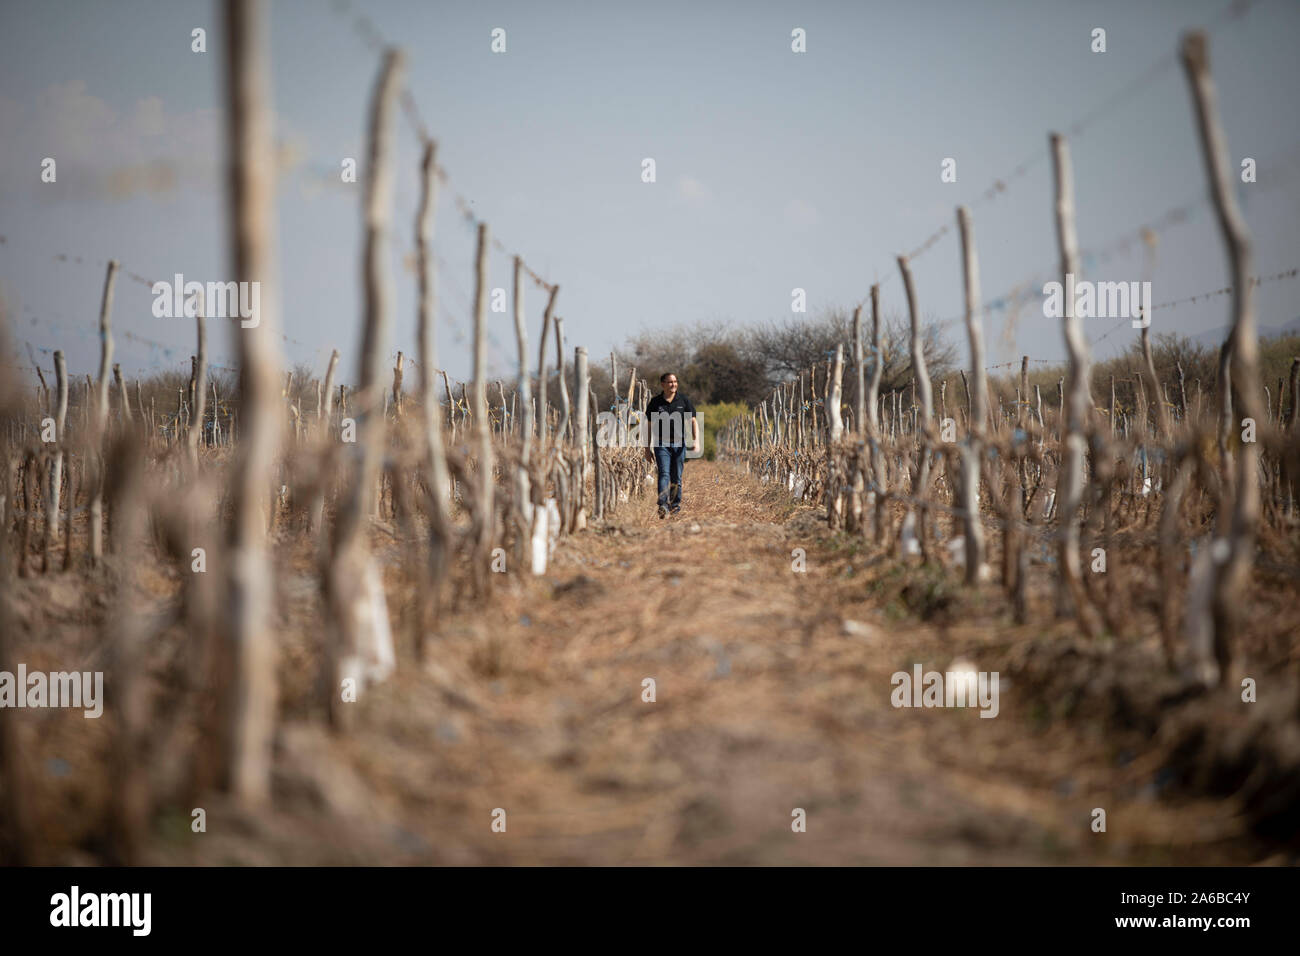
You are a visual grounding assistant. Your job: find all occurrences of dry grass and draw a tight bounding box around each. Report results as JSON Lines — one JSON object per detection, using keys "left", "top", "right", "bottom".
{"left": 5, "top": 457, "right": 1293, "bottom": 864}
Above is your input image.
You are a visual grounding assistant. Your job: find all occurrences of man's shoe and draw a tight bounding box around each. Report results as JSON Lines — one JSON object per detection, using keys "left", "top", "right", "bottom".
{"left": 658, "top": 506, "right": 668, "bottom": 519}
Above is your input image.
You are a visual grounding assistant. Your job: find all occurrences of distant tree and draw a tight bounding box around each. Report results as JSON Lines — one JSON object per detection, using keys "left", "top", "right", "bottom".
{"left": 1083, "top": 332, "right": 1217, "bottom": 420}
{"left": 616, "top": 307, "right": 957, "bottom": 413}
{"left": 684, "top": 341, "right": 769, "bottom": 404}
{"left": 621, "top": 324, "right": 699, "bottom": 384}
{"left": 744, "top": 310, "right": 856, "bottom": 383}
{"left": 745, "top": 308, "right": 956, "bottom": 394}
{"left": 618, "top": 321, "right": 749, "bottom": 402}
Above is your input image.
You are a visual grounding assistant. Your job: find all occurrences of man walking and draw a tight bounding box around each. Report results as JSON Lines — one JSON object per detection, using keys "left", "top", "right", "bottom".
{"left": 644, "top": 372, "right": 699, "bottom": 517}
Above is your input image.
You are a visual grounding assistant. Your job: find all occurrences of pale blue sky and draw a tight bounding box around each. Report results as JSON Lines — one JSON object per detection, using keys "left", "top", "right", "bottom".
{"left": 2, "top": 0, "right": 1298, "bottom": 386}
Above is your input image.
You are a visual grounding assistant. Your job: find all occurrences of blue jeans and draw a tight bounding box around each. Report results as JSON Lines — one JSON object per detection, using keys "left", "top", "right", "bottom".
{"left": 654, "top": 445, "right": 686, "bottom": 511}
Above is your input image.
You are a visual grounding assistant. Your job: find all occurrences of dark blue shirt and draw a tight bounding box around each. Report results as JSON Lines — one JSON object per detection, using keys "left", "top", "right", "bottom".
{"left": 645, "top": 392, "right": 696, "bottom": 447}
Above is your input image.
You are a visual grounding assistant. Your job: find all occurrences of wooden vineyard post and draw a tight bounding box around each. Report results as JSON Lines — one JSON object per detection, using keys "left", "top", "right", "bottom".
{"left": 797, "top": 372, "right": 805, "bottom": 451}
{"left": 826, "top": 343, "right": 845, "bottom": 528}
{"left": 209, "top": 381, "right": 219, "bottom": 446}
{"left": 309, "top": 348, "right": 340, "bottom": 535}
{"left": 470, "top": 222, "right": 495, "bottom": 592}
{"left": 321, "top": 348, "right": 339, "bottom": 431}
{"left": 1177, "top": 362, "right": 1189, "bottom": 427}
{"left": 609, "top": 352, "right": 618, "bottom": 421}
{"left": 392, "top": 351, "right": 404, "bottom": 419}
{"left": 62, "top": 451, "right": 76, "bottom": 571}
{"left": 528, "top": 287, "right": 559, "bottom": 575}
{"left": 624, "top": 366, "right": 637, "bottom": 440}
{"left": 220, "top": 0, "right": 284, "bottom": 804}
{"left": 535, "top": 285, "right": 558, "bottom": 446}
{"left": 957, "top": 205, "right": 987, "bottom": 585}
{"left": 439, "top": 370, "right": 453, "bottom": 433}
{"left": 828, "top": 343, "right": 844, "bottom": 443}
{"left": 867, "top": 283, "right": 887, "bottom": 543}
{"left": 1109, "top": 375, "right": 1116, "bottom": 439}
{"left": 554, "top": 315, "right": 571, "bottom": 445}
{"left": 33, "top": 364, "right": 48, "bottom": 418}
{"left": 1034, "top": 386, "right": 1045, "bottom": 445}
{"left": 324, "top": 47, "right": 404, "bottom": 729}
{"left": 89, "top": 259, "right": 118, "bottom": 566}
{"left": 853, "top": 304, "right": 866, "bottom": 436}
{"left": 1140, "top": 325, "right": 1171, "bottom": 439}
{"left": 849, "top": 307, "right": 868, "bottom": 529}
{"left": 113, "top": 364, "right": 132, "bottom": 426}
{"left": 574, "top": 345, "right": 590, "bottom": 532}
{"left": 513, "top": 260, "right": 535, "bottom": 449}
{"left": 1215, "top": 342, "right": 1232, "bottom": 490}
{"left": 46, "top": 350, "right": 69, "bottom": 549}
{"left": 1016, "top": 356, "right": 1031, "bottom": 514}
{"left": 511, "top": 257, "right": 534, "bottom": 565}
{"left": 810, "top": 363, "right": 820, "bottom": 446}
{"left": 589, "top": 384, "right": 604, "bottom": 520}
{"left": 414, "top": 139, "right": 451, "bottom": 548}
{"left": 1182, "top": 30, "right": 1263, "bottom": 684}
{"left": 898, "top": 255, "right": 934, "bottom": 560}
{"left": 188, "top": 293, "right": 208, "bottom": 468}
{"left": 136, "top": 380, "right": 148, "bottom": 438}
{"left": 1049, "top": 132, "right": 1098, "bottom": 635}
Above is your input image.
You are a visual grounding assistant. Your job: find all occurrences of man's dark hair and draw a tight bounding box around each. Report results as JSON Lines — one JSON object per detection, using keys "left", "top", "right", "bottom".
{"left": 660, "top": 371, "right": 677, "bottom": 383}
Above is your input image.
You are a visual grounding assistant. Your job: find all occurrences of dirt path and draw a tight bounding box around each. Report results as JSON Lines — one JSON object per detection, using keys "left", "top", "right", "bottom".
{"left": 160, "top": 459, "right": 1257, "bottom": 865}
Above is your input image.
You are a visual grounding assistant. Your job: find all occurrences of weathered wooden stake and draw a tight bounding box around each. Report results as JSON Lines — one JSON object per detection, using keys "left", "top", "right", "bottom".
{"left": 46, "top": 350, "right": 69, "bottom": 546}
{"left": 219, "top": 0, "right": 283, "bottom": 805}
{"left": 416, "top": 141, "right": 452, "bottom": 544}
{"left": 958, "top": 205, "right": 987, "bottom": 583}
{"left": 827, "top": 343, "right": 844, "bottom": 443}
{"left": 1182, "top": 30, "right": 1263, "bottom": 683}
{"left": 1049, "top": 132, "right": 1096, "bottom": 632}
{"left": 89, "top": 259, "right": 119, "bottom": 565}
{"left": 554, "top": 315, "right": 571, "bottom": 444}
{"left": 574, "top": 345, "right": 590, "bottom": 531}
{"left": 470, "top": 221, "right": 494, "bottom": 590}
{"left": 535, "top": 285, "right": 558, "bottom": 444}
{"left": 189, "top": 295, "right": 208, "bottom": 467}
